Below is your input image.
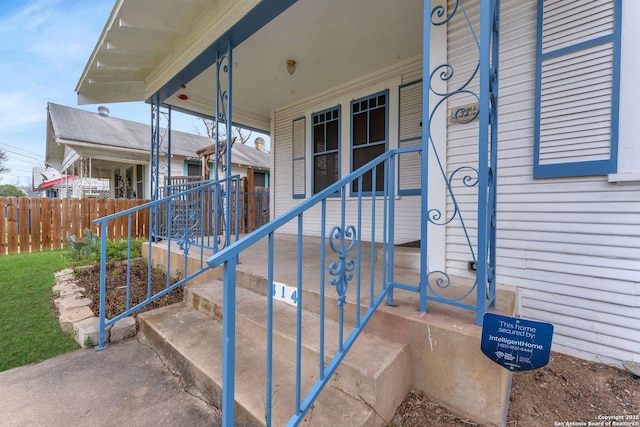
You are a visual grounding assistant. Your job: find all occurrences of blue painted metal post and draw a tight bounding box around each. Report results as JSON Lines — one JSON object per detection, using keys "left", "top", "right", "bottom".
{"left": 150, "top": 97, "right": 161, "bottom": 243}
{"left": 221, "top": 255, "right": 237, "bottom": 426}
{"left": 476, "top": 0, "right": 497, "bottom": 325}
{"left": 488, "top": 0, "right": 500, "bottom": 309}
{"left": 225, "top": 40, "right": 233, "bottom": 248}
{"left": 150, "top": 96, "right": 161, "bottom": 202}
{"left": 214, "top": 49, "right": 222, "bottom": 182}
{"left": 265, "top": 233, "right": 274, "bottom": 426}
{"left": 420, "top": 0, "right": 432, "bottom": 313}
{"left": 96, "top": 221, "right": 109, "bottom": 351}
{"left": 386, "top": 156, "right": 396, "bottom": 305}
{"left": 166, "top": 105, "right": 172, "bottom": 190}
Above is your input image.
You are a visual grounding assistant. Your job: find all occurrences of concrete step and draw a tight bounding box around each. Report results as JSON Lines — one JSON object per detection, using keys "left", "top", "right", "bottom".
{"left": 145, "top": 237, "right": 517, "bottom": 425}
{"left": 184, "top": 281, "right": 410, "bottom": 422}
{"left": 139, "top": 302, "right": 379, "bottom": 427}
{"left": 378, "top": 245, "right": 421, "bottom": 270}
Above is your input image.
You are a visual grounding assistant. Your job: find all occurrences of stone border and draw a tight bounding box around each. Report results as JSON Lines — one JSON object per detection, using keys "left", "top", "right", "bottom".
{"left": 53, "top": 268, "right": 136, "bottom": 349}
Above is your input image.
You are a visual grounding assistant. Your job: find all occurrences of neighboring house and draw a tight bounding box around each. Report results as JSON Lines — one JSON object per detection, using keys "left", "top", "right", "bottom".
{"left": 32, "top": 166, "right": 62, "bottom": 197}
{"left": 74, "top": 0, "right": 638, "bottom": 375}
{"left": 34, "top": 164, "right": 109, "bottom": 199}
{"left": 45, "top": 103, "right": 270, "bottom": 199}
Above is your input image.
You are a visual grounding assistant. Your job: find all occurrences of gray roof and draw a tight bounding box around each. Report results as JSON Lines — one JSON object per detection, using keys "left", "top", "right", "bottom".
{"left": 47, "top": 103, "right": 270, "bottom": 170}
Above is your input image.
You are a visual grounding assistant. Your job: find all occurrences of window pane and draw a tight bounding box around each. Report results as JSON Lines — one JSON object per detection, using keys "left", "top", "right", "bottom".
{"left": 369, "top": 107, "right": 386, "bottom": 143}
{"left": 353, "top": 112, "right": 367, "bottom": 146}
{"left": 314, "top": 153, "right": 338, "bottom": 193}
{"left": 352, "top": 144, "right": 386, "bottom": 192}
{"left": 187, "top": 163, "right": 202, "bottom": 177}
{"left": 326, "top": 119, "right": 339, "bottom": 151}
{"left": 314, "top": 124, "right": 325, "bottom": 153}
{"left": 254, "top": 171, "right": 266, "bottom": 187}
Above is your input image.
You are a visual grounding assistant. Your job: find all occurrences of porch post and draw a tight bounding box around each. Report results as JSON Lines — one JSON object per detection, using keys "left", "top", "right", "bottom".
{"left": 166, "top": 105, "right": 172, "bottom": 189}
{"left": 476, "top": 0, "right": 500, "bottom": 325}
{"left": 150, "top": 95, "right": 161, "bottom": 202}
{"left": 217, "top": 39, "right": 237, "bottom": 427}
{"left": 225, "top": 39, "right": 233, "bottom": 247}
{"left": 420, "top": 0, "right": 432, "bottom": 313}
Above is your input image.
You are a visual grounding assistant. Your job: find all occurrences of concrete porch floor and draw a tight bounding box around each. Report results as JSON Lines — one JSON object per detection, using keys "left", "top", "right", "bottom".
{"left": 145, "top": 232, "right": 516, "bottom": 426}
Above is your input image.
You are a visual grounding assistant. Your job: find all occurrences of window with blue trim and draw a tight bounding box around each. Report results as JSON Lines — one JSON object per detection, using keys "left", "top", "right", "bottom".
{"left": 351, "top": 90, "right": 388, "bottom": 193}
{"left": 186, "top": 160, "right": 203, "bottom": 177}
{"left": 312, "top": 106, "right": 340, "bottom": 194}
{"left": 534, "top": 0, "right": 621, "bottom": 178}
{"left": 185, "top": 159, "right": 212, "bottom": 179}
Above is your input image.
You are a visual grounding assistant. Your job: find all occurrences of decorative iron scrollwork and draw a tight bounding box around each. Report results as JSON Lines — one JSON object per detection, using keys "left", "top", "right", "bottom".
{"left": 171, "top": 199, "right": 200, "bottom": 254}
{"left": 328, "top": 225, "right": 356, "bottom": 306}
{"left": 423, "top": 0, "right": 500, "bottom": 308}
{"left": 426, "top": 270, "right": 475, "bottom": 302}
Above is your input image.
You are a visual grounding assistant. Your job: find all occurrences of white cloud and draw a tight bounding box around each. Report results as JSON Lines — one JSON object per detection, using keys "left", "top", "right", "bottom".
{"left": 0, "top": 0, "right": 59, "bottom": 34}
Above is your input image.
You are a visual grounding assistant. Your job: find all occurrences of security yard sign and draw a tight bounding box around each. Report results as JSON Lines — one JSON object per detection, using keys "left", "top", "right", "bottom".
{"left": 481, "top": 313, "right": 554, "bottom": 371}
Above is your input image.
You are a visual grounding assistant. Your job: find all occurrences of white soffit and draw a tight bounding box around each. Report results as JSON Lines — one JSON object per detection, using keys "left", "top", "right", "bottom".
{"left": 76, "top": 0, "right": 260, "bottom": 105}
{"left": 78, "top": 0, "right": 423, "bottom": 130}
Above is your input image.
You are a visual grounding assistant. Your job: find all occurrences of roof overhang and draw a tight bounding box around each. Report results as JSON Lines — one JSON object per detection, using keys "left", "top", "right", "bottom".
{"left": 77, "top": 0, "right": 423, "bottom": 131}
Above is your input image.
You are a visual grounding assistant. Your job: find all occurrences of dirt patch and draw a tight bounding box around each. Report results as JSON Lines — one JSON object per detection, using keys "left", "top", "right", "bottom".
{"left": 391, "top": 351, "right": 639, "bottom": 426}
{"left": 73, "top": 262, "right": 639, "bottom": 426}
{"left": 74, "top": 261, "right": 183, "bottom": 320}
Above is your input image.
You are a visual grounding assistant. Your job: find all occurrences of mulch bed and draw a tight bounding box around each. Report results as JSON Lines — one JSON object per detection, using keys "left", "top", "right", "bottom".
{"left": 74, "top": 260, "right": 183, "bottom": 320}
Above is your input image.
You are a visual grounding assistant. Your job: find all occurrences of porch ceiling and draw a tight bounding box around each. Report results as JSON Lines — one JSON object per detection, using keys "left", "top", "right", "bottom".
{"left": 59, "top": 143, "right": 151, "bottom": 174}
{"left": 77, "top": 0, "right": 423, "bottom": 131}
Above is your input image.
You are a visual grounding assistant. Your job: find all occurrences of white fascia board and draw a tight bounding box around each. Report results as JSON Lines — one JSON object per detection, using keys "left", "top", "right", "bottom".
{"left": 75, "top": 0, "right": 126, "bottom": 94}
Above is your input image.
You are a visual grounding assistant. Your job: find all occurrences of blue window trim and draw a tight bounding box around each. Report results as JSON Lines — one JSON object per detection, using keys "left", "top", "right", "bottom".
{"left": 350, "top": 90, "right": 389, "bottom": 197}
{"left": 292, "top": 116, "right": 306, "bottom": 199}
{"left": 184, "top": 159, "right": 213, "bottom": 178}
{"left": 533, "top": 0, "right": 622, "bottom": 179}
{"left": 311, "top": 105, "right": 341, "bottom": 196}
{"left": 398, "top": 79, "right": 422, "bottom": 196}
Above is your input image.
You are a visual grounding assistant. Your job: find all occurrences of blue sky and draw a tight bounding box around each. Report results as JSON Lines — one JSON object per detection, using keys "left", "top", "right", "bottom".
{"left": 0, "top": 0, "right": 265, "bottom": 188}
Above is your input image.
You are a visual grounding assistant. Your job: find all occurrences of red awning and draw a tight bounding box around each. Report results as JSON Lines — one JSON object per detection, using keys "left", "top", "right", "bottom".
{"left": 40, "top": 176, "right": 75, "bottom": 189}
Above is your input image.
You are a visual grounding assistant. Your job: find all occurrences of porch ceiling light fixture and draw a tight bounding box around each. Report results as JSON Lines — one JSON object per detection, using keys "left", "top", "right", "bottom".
{"left": 177, "top": 84, "right": 188, "bottom": 100}
{"left": 286, "top": 59, "right": 296, "bottom": 75}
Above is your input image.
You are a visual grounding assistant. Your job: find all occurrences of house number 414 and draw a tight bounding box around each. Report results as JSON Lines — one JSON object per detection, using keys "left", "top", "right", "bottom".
{"left": 272, "top": 282, "right": 298, "bottom": 307}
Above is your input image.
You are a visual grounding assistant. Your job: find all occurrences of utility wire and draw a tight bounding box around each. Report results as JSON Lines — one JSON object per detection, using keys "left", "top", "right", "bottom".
{"left": 0, "top": 142, "right": 44, "bottom": 163}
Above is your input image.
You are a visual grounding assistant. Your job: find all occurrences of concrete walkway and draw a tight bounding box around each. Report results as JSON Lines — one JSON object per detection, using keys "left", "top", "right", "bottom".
{"left": 0, "top": 338, "right": 221, "bottom": 427}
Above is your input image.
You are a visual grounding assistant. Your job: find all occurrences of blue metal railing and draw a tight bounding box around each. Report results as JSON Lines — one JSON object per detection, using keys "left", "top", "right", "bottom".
{"left": 93, "top": 175, "right": 240, "bottom": 350}
{"left": 208, "top": 148, "right": 417, "bottom": 426}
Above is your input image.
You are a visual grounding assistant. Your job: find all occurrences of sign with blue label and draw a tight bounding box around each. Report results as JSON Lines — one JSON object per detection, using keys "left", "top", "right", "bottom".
{"left": 481, "top": 313, "right": 554, "bottom": 372}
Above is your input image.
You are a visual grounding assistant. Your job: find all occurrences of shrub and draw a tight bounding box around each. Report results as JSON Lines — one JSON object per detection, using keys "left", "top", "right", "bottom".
{"left": 65, "top": 229, "right": 144, "bottom": 265}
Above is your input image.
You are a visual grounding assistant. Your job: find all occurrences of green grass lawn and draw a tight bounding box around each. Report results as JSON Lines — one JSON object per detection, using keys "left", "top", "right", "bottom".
{"left": 0, "top": 251, "right": 79, "bottom": 372}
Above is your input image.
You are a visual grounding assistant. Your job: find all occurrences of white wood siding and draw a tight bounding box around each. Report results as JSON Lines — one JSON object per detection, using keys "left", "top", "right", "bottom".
{"left": 270, "top": 0, "right": 638, "bottom": 364}
{"left": 446, "top": 0, "right": 639, "bottom": 364}
{"left": 272, "top": 58, "right": 424, "bottom": 243}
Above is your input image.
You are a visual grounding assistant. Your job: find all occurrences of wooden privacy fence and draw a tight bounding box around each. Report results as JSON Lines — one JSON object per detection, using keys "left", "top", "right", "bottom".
{"left": 0, "top": 197, "right": 149, "bottom": 255}
{"left": 1, "top": 188, "right": 270, "bottom": 256}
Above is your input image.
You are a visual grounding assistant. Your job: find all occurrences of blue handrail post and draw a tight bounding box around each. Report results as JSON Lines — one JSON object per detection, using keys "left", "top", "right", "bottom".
{"left": 96, "top": 221, "right": 109, "bottom": 351}
{"left": 221, "top": 254, "right": 238, "bottom": 426}
{"left": 386, "top": 155, "right": 396, "bottom": 305}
